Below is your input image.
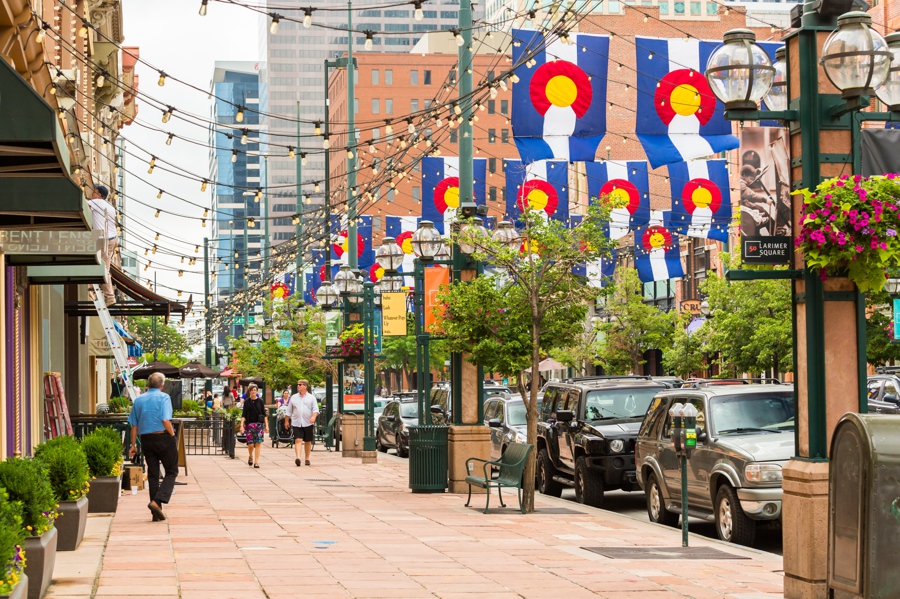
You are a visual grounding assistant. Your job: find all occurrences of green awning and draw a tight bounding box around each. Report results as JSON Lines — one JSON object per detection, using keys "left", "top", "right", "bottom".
{"left": 0, "top": 58, "right": 90, "bottom": 230}
{"left": 26, "top": 264, "right": 106, "bottom": 285}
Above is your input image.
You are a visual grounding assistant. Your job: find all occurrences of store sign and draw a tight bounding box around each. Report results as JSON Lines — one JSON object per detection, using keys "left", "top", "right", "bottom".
{"left": 381, "top": 292, "right": 407, "bottom": 336}
{"left": 344, "top": 393, "right": 364, "bottom": 407}
{"left": 742, "top": 237, "right": 791, "bottom": 264}
{"left": 0, "top": 230, "right": 102, "bottom": 256}
{"left": 680, "top": 299, "right": 702, "bottom": 316}
{"left": 893, "top": 298, "right": 900, "bottom": 342}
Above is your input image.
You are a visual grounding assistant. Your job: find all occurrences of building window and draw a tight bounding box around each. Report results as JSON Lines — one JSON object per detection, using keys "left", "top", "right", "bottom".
{"left": 500, "top": 99, "right": 509, "bottom": 115}
{"left": 372, "top": 127, "right": 379, "bottom": 141}
{"left": 354, "top": 98, "right": 359, "bottom": 114}
{"left": 488, "top": 128, "right": 496, "bottom": 143}
{"left": 706, "top": 1, "right": 717, "bottom": 14}
{"left": 411, "top": 99, "right": 419, "bottom": 112}
{"left": 387, "top": 188, "right": 395, "bottom": 202}
{"left": 371, "top": 69, "right": 379, "bottom": 85}
{"left": 424, "top": 70, "right": 431, "bottom": 85}
{"left": 450, "top": 130, "right": 458, "bottom": 143}
{"left": 371, "top": 98, "right": 380, "bottom": 114}
{"left": 489, "top": 158, "right": 496, "bottom": 173}
{"left": 690, "top": 1, "right": 701, "bottom": 14}
{"left": 658, "top": 2, "right": 668, "bottom": 13}
{"left": 410, "top": 70, "right": 419, "bottom": 85}
{"left": 608, "top": 0, "right": 620, "bottom": 11}
{"left": 674, "top": 1, "right": 685, "bottom": 13}
{"left": 501, "top": 129, "right": 509, "bottom": 144}
{"left": 413, "top": 186, "right": 421, "bottom": 203}
{"left": 385, "top": 69, "right": 393, "bottom": 84}
{"left": 385, "top": 98, "right": 393, "bottom": 114}
{"left": 488, "top": 100, "right": 496, "bottom": 114}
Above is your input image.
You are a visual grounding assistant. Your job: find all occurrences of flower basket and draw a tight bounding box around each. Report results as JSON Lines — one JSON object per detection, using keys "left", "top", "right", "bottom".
{"left": 334, "top": 324, "right": 365, "bottom": 360}
{"left": 795, "top": 174, "right": 900, "bottom": 291}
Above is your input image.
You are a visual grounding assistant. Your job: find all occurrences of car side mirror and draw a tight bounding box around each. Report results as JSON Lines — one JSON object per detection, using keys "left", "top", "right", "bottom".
{"left": 697, "top": 429, "right": 708, "bottom": 443}
{"left": 556, "top": 410, "right": 574, "bottom": 423}
{"left": 487, "top": 418, "right": 501, "bottom": 428}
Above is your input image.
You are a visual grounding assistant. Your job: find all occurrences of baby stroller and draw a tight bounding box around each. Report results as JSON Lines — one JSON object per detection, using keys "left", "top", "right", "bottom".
{"left": 272, "top": 404, "right": 293, "bottom": 448}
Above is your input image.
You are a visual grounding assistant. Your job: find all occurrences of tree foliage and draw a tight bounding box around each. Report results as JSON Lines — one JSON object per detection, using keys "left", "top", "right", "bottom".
{"left": 434, "top": 205, "right": 614, "bottom": 513}
{"left": 662, "top": 311, "right": 707, "bottom": 378}
{"left": 865, "top": 290, "right": 900, "bottom": 366}
{"left": 128, "top": 316, "right": 189, "bottom": 358}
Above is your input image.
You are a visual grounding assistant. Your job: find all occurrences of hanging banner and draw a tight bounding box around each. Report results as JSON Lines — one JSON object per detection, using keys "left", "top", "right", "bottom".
{"left": 894, "top": 298, "right": 900, "bottom": 342}
{"left": 373, "top": 309, "right": 383, "bottom": 354}
{"left": 739, "top": 127, "right": 791, "bottom": 264}
{"left": 382, "top": 292, "right": 408, "bottom": 337}
{"left": 423, "top": 266, "right": 450, "bottom": 333}
{"left": 324, "top": 312, "right": 342, "bottom": 347}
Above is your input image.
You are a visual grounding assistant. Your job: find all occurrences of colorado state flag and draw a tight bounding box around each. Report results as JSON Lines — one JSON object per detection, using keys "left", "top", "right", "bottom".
{"left": 634, "top": 220, "right": 684, "bottom": 283}
{"left": 330, "top": 215, "right": 374, "bottom": 268}
{"left": 573, "top": 250, "right": 617, "bottom": 288}
{"left": 636, "top": 37, "right": 738, "bottom": 169}
{"left": 385, "top": 215, "right": 418, "bottom": 283}
{"left": 586, "top": 161, "right": 651, "bottom": 240}
{"left": 511, "top": 29, "right": 609, "bottom": 164}
{"left": 421, "top": 156, "right": 486, "bottom": 234}
{"left": 666, "top": 159, "right": 731, "bottom": 242}
{"left": 504, "top": 159, "right": 569, "bottom": 224}
{"left": 303, "top": 272, "right": 317, "bottom": 306}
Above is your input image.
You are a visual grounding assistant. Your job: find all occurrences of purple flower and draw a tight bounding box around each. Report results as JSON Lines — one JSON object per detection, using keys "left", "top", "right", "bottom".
{"left": 888, "top": 229, "right": 897, "bottom": 237}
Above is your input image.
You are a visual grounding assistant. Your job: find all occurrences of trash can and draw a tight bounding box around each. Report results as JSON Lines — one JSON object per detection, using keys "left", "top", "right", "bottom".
{"left": 268, "top": 407, "right": 280, "bottom": 446}
{"left": 827, "top": 413, "right": 900, "bottom": 598}
{"left": 408, "top": 425, "right": 449, "bottom": 493}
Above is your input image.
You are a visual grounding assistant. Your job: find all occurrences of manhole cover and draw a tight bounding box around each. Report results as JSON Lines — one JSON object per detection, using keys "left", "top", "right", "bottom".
{"left": 581, "top": 546, "right": 750, "bottom": 560}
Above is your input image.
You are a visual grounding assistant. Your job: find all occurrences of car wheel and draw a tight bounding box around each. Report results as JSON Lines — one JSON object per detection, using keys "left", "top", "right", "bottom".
{"left": 715, "top": 485, "right": 756, "bottom": 546}
{"left": 646, "top": 473, "right": 679, "bottom": 527}
{"left": 574, "top": 456, "right": 604, "bottom": 508}
{"left": 397, "top": 441, "right": 409, "bottom": 458}
{"left": 376, "top": 435, "right": 387, "bottom": 453}
{"left": 536, "top": 448, "right": 563, "bottom": 497}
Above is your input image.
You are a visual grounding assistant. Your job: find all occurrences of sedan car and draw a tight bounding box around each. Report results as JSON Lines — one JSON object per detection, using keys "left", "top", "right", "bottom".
{"left": 376, "top": 397, "right": 419, "bottom": 457}
{"left": 866, "top": 375, "right": 900, "bottom": 413}
{"left": 483, "top": 395, "right": 540, "bottom": 461}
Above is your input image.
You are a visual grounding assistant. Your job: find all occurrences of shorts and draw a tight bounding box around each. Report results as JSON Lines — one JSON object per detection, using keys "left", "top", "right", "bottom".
{"left": 292, "top": 425, "right": 314, "bottom": 442}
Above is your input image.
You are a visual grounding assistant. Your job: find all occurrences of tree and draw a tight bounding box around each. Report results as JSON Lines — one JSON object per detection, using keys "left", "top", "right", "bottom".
{"left": 128, "top": 316, "right": 189, "bottom": 359}
{"left": 434, "top": 205, "right": 614, "bottom": 513}
{"left": 700, "top": 255, "right": 793, "bottom": 376}
{"left": 662, "top": 311, "right": 708, "bottom": 378}
{"left": 865, "top": 290, "right": 900, "bottom": 366}
{"left": 596, "top": 269, "right": 674, "bottom": 374}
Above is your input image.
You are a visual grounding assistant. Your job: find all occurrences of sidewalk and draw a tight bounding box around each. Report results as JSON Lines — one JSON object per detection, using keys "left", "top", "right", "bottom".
{"left": 45, "top": 445, "right": 784, "bottom": 599}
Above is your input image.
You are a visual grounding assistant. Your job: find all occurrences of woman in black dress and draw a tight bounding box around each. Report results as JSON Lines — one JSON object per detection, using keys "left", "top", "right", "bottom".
{"left": 240, "top": 384, "right": 268, "bottom": 468}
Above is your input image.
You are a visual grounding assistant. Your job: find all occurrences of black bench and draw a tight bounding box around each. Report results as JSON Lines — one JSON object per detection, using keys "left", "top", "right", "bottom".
{"left": 464, "top": 442, "right": 533, "bottom": 514}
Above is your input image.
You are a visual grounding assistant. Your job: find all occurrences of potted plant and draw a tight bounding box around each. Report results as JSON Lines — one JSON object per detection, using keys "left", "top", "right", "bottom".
{"left": 796, "top": 174, "right": 900, "bottom": 291}
{"left": 33, "top": 437, "right": 89, "bottom": 552}
{"left": 0, "top": 488, "right": 27, "bottom": 599}
{"left": 0, "top": 459, "right": 57, "bottom": 599}
{"left": 107, "top": 397, "right": 131, "bottom": 414}
{"left": 81, "top": 428, "right": 124, "bottom": 514}
{"left": 337, "top": 324, "right": 365, "bottom": 362}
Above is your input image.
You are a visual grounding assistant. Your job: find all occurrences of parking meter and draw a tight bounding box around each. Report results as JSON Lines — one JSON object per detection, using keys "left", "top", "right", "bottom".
{"left": 668, "top": 402, "right": 694, "bottom": 547}
{"left": 669, "top": 403, "right": 683, "bottom": 454}
{"left": 681, "top": 403, "right": 698, "bottom": 459}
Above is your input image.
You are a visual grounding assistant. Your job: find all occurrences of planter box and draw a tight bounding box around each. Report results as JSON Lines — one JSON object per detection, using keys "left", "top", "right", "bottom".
{"left": 55, "top": 497, "right": 88, "bottom": 551}
{"left": 0, "top": 573, "right": 28, "bottom": 599}
{"left": 86, "top": 476, "right": 120, "bottom": 513}
{"left": 24, "top": 528, "right": 56, "bottom": 599}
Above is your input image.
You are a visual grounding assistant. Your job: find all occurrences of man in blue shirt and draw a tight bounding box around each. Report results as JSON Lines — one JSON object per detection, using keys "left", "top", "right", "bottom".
{"left": 128, "top": 372, "right": 177, "bottom": 521}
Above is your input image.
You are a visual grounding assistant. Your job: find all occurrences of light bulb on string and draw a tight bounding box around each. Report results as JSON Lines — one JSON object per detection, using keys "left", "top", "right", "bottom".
{"left": 166, "top": 133, "right": 174, "bottom": 146}
{"left": 199, "top": 0, "right": 208, "bottom": 15}
{"left": 269, "top": 14, "right": 280, "bottom": 35}
{"left": 364, "top": 31, "right": 374, "bottom": 51}
{"left": 161, "top": 108, "right": 172, "bottom": 123}
{"left": 301, "top": 153, "right": 307, "bottom": 166}
{"left": 241, "top": 129, "right": 249, "bottom": 144}
{"left": 235, "top": 106, "right": 244, "bottom": 122}
{"left": 288, "top": 146, "right": 295, "bottom": 159}
{"left": 414, "top": 1, "right": 423, "bottom": 20}
{"left": 158, "top": 71, "right": 166, "bottom": 86}
{"left": 303, "top": 8, "right": 312, "bottom": 27}
{"left": 323, "top": 136, "right": 330, "bottom": 149}
{"left": 201, "top": 179, "right": 208, "bottom": 192}
{"left": 232, "top": 150, "right": 238, "bottom": 163}
{"left": 157, "top": 189, "right": 163, "bottom": 199}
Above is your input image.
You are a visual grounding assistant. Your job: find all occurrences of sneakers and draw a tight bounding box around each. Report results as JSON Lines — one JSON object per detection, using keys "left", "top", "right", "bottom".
{"left": 295, "top": 458, "right": 301, "bottom": 467}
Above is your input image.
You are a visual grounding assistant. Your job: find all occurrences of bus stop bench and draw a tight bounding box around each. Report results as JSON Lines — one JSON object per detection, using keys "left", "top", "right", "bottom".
{"left": 464, "top": 442, "right": 533, "bottom": 514}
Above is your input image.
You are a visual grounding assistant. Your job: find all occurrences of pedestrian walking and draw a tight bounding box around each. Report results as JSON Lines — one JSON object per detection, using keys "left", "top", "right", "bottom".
{"left": 240, "top": 384, "right": 267, "bottom": 468}
{"left": 285, "top": 379, "right": 319, "bottom": 466}
{"left": 277, "top": 389, "right": 291, "bottom": 407}
{"left": 128, "top": 372, "right": 177, "bottom": 522}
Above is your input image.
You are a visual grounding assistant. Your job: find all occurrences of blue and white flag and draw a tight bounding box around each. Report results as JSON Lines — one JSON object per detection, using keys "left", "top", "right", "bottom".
{"left": 634, "top": 219, "right": 684, "bottom": 283}
{"left": 504, "top": 159, "right": 569, "bottom": 224}
{"left": 666, "top": 159, "right": 731, "bottom": 242}
{"left": 585, "top": 160, "right": 651, "bottom": 240}
{"left": 573, "top": 250, "right": 617, "bottom": 288}
{"left": 303, "top": 272, "right": 317, "bottom": 306}
{"left": 511, "top": 29, "right": 609, "bottom": 163}
{"left": 421, "top": 156, "right": 486, "bottom": 233}
{"left": 330, "top": 215, "right": 374, "bottom": 268}
{"left": 636, "top": 37, "right": 738, "bottom": 169}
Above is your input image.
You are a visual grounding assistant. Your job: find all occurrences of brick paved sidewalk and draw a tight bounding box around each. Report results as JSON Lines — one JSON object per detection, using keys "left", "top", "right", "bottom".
{"left": 45, "top": 444, "right": 784, "bottom": 599}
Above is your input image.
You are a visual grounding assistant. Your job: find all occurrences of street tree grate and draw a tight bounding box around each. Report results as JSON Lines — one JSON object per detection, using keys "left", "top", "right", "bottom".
{"left": 581, "top": 546, "right": 750, "bottom": 560}
{"left": 470, "top": 507, "right": 585, "bottom": 515}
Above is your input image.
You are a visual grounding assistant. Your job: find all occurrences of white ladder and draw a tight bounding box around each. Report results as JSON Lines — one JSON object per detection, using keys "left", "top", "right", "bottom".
{"left": 89, "top": 284, "right": 138, "bottom": 401}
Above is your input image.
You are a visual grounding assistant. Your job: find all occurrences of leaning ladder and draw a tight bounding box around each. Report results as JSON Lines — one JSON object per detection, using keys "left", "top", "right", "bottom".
{"left": 89, "top": 284, "right": 137, "bottom": 401}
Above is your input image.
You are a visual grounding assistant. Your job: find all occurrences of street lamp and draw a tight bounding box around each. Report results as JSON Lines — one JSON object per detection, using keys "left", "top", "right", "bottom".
{"left": 820, "top": 12, "right": 891, "bottom": 99}
{"left": 765, "top": 47, "right": 788, "bottom": 112}
{"left": 700, "top": 300, "right": 711, "bottom": 317}
{"left": 375, "top": 237, "right": 405, "bottom": 271}
{"left": 876, "top": 33, "right": 900, "bottom": 111}
{"left": 492, "top": 221, "right": 521, "bottom": 249}
{"left": 334, "top": 264, "right": 356, "bottom": 294}
{"left": 344, "top": 270, "right": 364, "bottom": 305}
{"left": 458, "top": 217, "right": 488, "bottom": 255}
{"left": 411, "top": 220, "right": 445, "bottom": 259}
{"left": 261, "top": 327, "right": 276, "bottom": 341}
{"left": 705, "top": 29, "right": 775, "bottom": 111}
{"left": 318, "top": 281, "right": 339, "bottom": 308}
{"left": 245, "top": 327, "right": 261, "bottom": 343}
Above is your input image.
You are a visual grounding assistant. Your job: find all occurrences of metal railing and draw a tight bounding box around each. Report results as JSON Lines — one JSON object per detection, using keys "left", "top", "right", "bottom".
{"left": 180, "top": 416, "right": 233, "bottom": 456}
{"left": 71, "top": 416, "right": 144, "bottom": 466}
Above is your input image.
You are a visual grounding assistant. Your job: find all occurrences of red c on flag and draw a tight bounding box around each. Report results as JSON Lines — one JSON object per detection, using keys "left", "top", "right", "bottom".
{"left": 434, "top": 176, "right": 461, "bottom": 214}
{"left": 642, "top": 225, "right": 673, "bottom": 251}
{"left": 655, "top": 69, "right": 716, "bottom": 126}
{"left": 333, "top": 230, "right": 365, "bottom": 258}
{"left": 681, "top": 178, "right": 722, "bottom": 214}
{"left": 530, "top": 60, "right": 593, "bottom": 118}
{"left": 600, "top": 179, "right": 640, "bottom": 214}
{"left": 517, "top": 179, "right": 559, "bottom": 215}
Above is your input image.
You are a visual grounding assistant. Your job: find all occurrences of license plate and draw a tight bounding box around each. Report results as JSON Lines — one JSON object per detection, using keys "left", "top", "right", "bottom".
{"left": 625, "top": 471, "right": 637, "bottom": 483}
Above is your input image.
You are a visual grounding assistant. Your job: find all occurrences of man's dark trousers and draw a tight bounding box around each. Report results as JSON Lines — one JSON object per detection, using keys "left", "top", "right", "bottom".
{"left": 141, "top": 433, "right": 178, "bottom": 504}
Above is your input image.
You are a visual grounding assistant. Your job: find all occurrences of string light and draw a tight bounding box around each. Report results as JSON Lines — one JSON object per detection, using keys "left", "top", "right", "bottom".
{"left": 199, "top": 0, "right": 208, "bottom": 16}
{"left": 364, "top": 31, "right": 374, "bottom": 51}
{"left": 166, "top": 133, "right": 174, "bottom": 145}
{"left": 158, "top": 71, "right": 166, "bottom": 86}
{"left": 154, "top": 210, "right": 160, "bottom": 218}
{"left": 314, "top": 121, "right": 322, "bottom": 136}
{"left": 288, "top": 146, "right": 295, "bottom": 159}
{"left": 200, "top": 180, "right": 208, "bottom": 192}
{"left": 269, "top": 13, "right": 281, "bottom": 35}
{"left": 303, "top": 8, "right": 312, "bottom": 27}
{"left": 301, "top": 153, "right": 308, "bottom": 166}
{"left": 413, "top": 0, "right": 424, "bottom": 20}
{"left": 232, "top": 150, "right": 238, "bottom": 162}
{"left": 235, "top": 106, "right": 245, "bottom": 123}
{"left": 161, "top": 107, "right": 172, "bottom": 123}
{"left": 157, "top": 189, "right": 163, "bottom": 199}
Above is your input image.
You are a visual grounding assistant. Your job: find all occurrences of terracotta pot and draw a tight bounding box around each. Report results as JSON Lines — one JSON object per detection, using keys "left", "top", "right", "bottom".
{"left": 55, "top": 497, "right": 88, "bottom": 551}
{"left": 86, "top": 476, "right": 120, "bottom": 513}
{"left": 23, "top": 528, "right": 56, "bottom": 599}
{"left": 0, "top": 573, "right": 28, "bottom": 599}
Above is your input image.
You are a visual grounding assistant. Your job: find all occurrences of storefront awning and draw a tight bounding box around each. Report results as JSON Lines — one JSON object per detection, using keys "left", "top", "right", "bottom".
{"left": 0, "top": 58, "right": 91, "bottom": 230}
{"left": 26, "top": 263, "right": 107, "bottom": 285}
{"left": 63, "top": 267, "right": 191, "bottom": 322}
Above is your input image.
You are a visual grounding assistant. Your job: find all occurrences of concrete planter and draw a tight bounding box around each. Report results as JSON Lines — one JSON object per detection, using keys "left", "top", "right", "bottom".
{"left": 0, "top": 573, "right": 28, "bottom": 599}
{"left": 23, "top": 528, "right": 56, "bottom": 599}
{"left": 86, "top": 476, "right": 120, "bottom": 513}
{"left": 55, "top": 497, "right": 88, "bottom": 551}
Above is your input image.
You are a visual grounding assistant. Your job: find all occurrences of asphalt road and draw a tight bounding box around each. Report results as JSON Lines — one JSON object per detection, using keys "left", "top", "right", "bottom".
{"left": 559, "top": 487, "right": 784, "bottom": 556}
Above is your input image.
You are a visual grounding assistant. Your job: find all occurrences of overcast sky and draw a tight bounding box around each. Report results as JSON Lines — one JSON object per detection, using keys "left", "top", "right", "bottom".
{"left": 120, "top": 0, "right": 258, "bottom": 341}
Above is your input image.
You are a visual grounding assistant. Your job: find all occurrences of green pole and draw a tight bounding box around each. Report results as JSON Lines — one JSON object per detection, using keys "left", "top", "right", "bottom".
{"left": 681, "top": 455, "right": 689, "bottom": 547}
{"left": 152, "top": 271, "right": 158, "bottom": 361}
{"left": 346, "top": 1, "right": 358, "bottom": 271}
{"left": 264, "top": 155, "right": 270, "bottom": 285}
{"left": 323, "top": 60, "right": 333, "bottom": 283}
{"left": 204, "top": 236, "right": 212, "bottom": 367}
{"left": 243, "top": 193, "right": 250, "bottom": 335}
{"left": 296, "top": 102, "right": 304, "bottom": 297}
{"left": 363, "top": 282, "right": 375, "bottom": 451}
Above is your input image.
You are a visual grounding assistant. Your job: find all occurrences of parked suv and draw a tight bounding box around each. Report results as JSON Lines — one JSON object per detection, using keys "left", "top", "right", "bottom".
{"left": 866, "top": 369, "right": 900, "bottom": 414}
{"left": 635, "top": 382, "right": 795, "bottom": 546}
{"left": 535, "top": 376, "right": 668, "bottom": 507}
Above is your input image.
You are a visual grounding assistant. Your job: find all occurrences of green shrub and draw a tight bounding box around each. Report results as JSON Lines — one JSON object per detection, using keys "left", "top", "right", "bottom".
{"left": 0, "top": 488, "right": 25, "bottom": 595}
{"left": 108, "top": 396, "right": 132, "bottom": 414}
{"left": 180, "top": 399, "right": 201, "bottom": 413}
{"left": 0, "top": 458, "right": 56, "bottom": 537}
{"left": 81, "top": 428, "right": 123, "bottom": 478}
{"left": 34, "top": 436, "right": 90, "bottom": 503}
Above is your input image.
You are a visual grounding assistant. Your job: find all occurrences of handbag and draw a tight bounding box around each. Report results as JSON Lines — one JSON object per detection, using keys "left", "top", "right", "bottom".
{"left": 256, "top": 400, "right": 267, "bottom": 424}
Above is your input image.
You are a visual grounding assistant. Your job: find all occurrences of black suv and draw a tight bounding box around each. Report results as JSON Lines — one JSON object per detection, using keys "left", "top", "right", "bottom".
{"left": 535, "top": 376, "right": 668, "bottom": 507}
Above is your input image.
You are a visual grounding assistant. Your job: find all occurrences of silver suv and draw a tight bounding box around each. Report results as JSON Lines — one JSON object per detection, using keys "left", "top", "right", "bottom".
{"left": 635, "top": 383, "right": 795, "bottom": 546}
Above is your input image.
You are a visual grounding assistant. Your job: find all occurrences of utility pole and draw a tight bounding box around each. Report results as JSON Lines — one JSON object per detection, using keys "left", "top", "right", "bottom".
{"left": 204, "top": 236, "right": 211, "bottom": 367}
{"left": 296, "top": 102, "right": 304, "bottom": 298}
{"left": 152, "top": 271, "right": 158, "bottom": 361}
{"left": 346, "top": 0, "right": 358, "bottom": 270}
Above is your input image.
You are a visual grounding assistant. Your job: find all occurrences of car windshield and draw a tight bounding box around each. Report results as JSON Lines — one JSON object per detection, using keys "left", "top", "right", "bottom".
{"left": 710, "top": 392, "right": 795, "bottom": 435}
{"left": 399, "top": 403, "right": 418, "bottom": 418}
{"left": 584, "top": 389, "right": 659, "bottom": 421}
{"left": 507, "top": 402, "right": 528, "bottom": 426}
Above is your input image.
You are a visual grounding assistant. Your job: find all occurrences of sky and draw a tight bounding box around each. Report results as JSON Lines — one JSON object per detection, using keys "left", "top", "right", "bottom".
{"left": 120, "top": 0, "right": 259, "bottom": 342}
